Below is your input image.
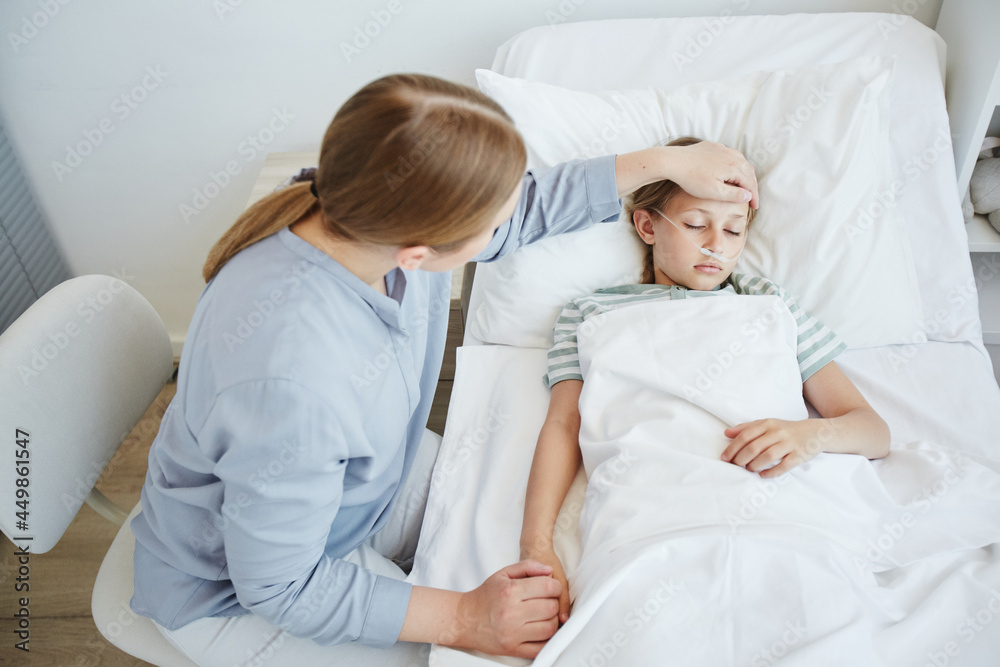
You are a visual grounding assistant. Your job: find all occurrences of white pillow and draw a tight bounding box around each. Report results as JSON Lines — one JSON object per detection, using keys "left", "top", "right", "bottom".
{"left": 470, "top": 58, "right": 924, "bottom": 350}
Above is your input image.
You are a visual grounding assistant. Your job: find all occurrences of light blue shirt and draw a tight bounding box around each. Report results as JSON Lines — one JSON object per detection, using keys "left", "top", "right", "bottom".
{"left": 130, "top": 155, "right": 622, "bottom": 647}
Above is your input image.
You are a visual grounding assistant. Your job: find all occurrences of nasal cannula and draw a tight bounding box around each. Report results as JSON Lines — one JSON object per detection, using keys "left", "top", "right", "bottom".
{"left": 650, "top": 208, "right": 746, "bottom": 264}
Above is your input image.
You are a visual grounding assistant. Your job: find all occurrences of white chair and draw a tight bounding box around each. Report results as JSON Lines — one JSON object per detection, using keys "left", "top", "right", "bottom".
{"left": 1, "top": 274, "right": 444, "bottom": 666}
{"left": 0, "top": 274, "right": 195, "bottom": 665}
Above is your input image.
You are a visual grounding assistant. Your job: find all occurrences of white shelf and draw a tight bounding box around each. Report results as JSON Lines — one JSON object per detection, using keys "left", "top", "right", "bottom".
{"left": 968, "top": 213, "right": 1000, "bottom": 253}
{"left": 936, "top": 0, "right": 1000, "bottom": 196}
{"left": 973, "top": 252, "right": 1000, "bottom": 345}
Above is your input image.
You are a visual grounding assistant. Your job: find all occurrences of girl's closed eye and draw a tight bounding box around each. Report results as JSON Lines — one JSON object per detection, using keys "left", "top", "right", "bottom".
{"left": 682, "top": 222, "right": 743, "bottom": 237}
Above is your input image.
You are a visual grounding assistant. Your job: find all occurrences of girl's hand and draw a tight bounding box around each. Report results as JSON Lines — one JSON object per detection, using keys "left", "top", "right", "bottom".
{"left": 721, "top": 418, "right": 825, "bottom": 477}
{"left": 521, "top": 546, "right": 571, "bottom": 625}
{"left": 453, "top": 559, "right": 563, "bottom": 658}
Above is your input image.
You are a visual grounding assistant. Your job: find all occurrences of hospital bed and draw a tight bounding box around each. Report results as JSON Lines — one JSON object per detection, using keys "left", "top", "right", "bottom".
{"left": 406, "top": 13, "right": 1000, "bottom": 666}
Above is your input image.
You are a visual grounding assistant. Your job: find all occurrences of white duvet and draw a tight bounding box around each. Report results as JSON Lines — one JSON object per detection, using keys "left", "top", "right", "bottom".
{"left": 527, "top": 294, "right": 1000, "bottom": 666}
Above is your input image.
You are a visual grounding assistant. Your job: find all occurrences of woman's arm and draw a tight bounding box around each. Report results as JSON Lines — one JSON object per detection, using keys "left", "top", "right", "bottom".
{"left": 615, "top": 142, "right": 760, "bottom": 207}
{"left": 519, "top": 379, "right": 584, "bottom": 622}
{"left": 200, "top": 381, "right": 563, "bottom": 656}
{"left": 721, "top": 362, "right": 890, "bottom": 477}
{"left": 475, "top": 142, "right": 759, "bottom": 263}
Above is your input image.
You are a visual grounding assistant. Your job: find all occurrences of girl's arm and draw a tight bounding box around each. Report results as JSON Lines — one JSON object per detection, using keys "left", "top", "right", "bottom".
{"left": 800, "top": 361, "right": 890, "bottom": 458}
{"left": 615, "top": 142, "right": 760, "bottom": 207}
{"left": 398, "top": 382, "right": 588, "bottom": 656}
{"left": 721, "top": 361, "right": 890, "bottom": 477}
{"left": 519, "top": 379, "right": 584, "bottom": 622}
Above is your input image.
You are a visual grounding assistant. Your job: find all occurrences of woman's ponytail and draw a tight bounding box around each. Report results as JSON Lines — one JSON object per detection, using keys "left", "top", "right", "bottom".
{"left": 203, "top": 181, "right": 318, "bottom": 282}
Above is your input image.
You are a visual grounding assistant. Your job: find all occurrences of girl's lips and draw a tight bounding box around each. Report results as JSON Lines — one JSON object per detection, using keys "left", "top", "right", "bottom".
{"left": 694, "top": 264, "right": 721, "bottom": 273}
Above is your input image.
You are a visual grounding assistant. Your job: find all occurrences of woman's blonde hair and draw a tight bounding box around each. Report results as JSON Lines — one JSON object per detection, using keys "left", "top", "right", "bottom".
{"left": 624, "top": 136, "right": 756, "bottom": 284}
{"left": 203, "top": 74, "right": 527, "bottom": 282}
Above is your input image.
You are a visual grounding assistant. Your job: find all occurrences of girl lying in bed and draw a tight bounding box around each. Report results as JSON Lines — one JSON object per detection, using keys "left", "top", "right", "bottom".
{"left": 519, "top": 137, "right": 891, "bottom": 625}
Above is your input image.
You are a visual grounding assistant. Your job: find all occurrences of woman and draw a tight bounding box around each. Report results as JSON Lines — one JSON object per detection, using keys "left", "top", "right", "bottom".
{"left": 130, "top": 74, "right": 758, "bottom": 665}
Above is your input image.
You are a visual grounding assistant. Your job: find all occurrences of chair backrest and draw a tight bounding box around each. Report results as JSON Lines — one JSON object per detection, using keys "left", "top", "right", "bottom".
{"left": 0, "top": 275, "right": 173, "bottom": 553}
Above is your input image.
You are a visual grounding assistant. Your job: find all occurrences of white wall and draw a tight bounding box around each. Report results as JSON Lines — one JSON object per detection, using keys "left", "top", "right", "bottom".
{"left": 0, "top": 0, "right": 942, "bottom": 354}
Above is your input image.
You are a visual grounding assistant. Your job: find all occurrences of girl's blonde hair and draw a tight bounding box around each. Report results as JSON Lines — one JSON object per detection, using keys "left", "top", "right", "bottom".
{"left": 624, "top": 136, "right": 756, "bottom": 284}
{"left": 203, "top": 74, "right": 527, "bottom": 282}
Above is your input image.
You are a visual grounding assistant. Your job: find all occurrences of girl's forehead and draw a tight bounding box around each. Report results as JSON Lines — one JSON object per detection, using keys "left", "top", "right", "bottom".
{"left": 666, "top": 193, "right": 749, "bottom": 221}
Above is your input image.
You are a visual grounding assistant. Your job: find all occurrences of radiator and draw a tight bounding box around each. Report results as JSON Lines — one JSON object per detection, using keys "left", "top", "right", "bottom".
{"left": 0, "top": 122, "right": 71, "bottom": 334}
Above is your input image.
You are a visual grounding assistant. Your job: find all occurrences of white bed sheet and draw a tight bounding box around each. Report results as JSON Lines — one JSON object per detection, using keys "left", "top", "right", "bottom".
{"left": 411, "top": 12, "right": 1000, "bottom": 667}
{"left": 410, "top": 343, "right": 1000, "bottom": 666}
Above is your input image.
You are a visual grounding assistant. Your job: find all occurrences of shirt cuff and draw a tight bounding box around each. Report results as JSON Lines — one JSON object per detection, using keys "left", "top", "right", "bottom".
{"left": 585, "top": 154, "right": 623, "bottom": 223}
{"left": 543, "top": 372, "right": 585, "bottom": 389}
{"left": 357, "top": 575, "right": 413, "bottom": 648}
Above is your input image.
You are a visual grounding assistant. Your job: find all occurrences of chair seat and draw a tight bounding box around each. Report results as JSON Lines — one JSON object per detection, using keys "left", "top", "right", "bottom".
{"left": 91, "top": 502, "right": 197, "bottom": 667}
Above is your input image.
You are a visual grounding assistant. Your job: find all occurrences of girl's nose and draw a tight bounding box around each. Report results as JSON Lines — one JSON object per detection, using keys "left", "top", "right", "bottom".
{"left": 704, "top": 227, "right": 726, "bottom": 252}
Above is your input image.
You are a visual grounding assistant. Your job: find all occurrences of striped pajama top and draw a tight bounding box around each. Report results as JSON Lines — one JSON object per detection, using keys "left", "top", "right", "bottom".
{"left": 544, "top": 273, "right": 847, "bottom": 388}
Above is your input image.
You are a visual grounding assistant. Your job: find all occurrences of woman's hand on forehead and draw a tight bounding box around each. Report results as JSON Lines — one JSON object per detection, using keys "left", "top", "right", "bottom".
{"left": 666, "top": 142, "right": 759, "bottom": 209}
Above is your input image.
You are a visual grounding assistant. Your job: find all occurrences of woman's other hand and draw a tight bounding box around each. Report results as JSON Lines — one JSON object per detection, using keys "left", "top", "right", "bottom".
{"left": 521, "top": 546, "right": 571, "bottom": 625}
{"left": 450, "top": 559, "right": 563, "bottom": 658}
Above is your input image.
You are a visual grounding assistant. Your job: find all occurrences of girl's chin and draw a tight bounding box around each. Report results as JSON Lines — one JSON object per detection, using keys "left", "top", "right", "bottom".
{"left": 688, "top": 273, "right": 730, "bottom": 290}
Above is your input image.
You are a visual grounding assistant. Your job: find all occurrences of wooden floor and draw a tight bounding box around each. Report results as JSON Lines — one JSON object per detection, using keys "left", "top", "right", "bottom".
{"left": 0, "top": 302, "right": 464, "bottom": 667}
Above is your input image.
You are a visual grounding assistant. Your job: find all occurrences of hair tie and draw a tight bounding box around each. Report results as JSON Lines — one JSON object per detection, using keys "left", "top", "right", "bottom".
{"left": 309, "top": 180, "right": 319, "bottom": 198}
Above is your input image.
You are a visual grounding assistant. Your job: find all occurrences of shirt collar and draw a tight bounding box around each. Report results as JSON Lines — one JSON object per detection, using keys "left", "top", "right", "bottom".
{"left": 712, "top": 278, "right": 737, "bottom": 293}
{"left": 278, "top": 227, "right": 406, "bottom": 329}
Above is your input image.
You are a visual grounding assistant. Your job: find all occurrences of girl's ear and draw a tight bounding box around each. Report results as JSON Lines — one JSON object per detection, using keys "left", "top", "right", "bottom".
{"left": 633, "top": 210, "right": 656, "bottom": 245}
